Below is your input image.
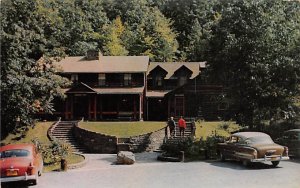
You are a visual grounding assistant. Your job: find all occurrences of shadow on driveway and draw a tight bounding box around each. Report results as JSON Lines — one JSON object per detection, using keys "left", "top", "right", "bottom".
{"left": 206, "top": 159, "right": 283, "bottom": 170}
{"left": 92, "top": 152, "right": 161, "bottom": 165}
{"left": 1, "top": 181, "right": 31, "bottom": 188}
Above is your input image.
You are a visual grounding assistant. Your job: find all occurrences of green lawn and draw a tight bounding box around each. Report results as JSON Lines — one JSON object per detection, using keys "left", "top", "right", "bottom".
{"left": 1, "top": 121, "right": 53, "bottom": 145}
{"left": 195, "top": 121, "right": 240, "bottom": 140}
{"left": 78, "top": 121, "right": 166, "bottom": 138}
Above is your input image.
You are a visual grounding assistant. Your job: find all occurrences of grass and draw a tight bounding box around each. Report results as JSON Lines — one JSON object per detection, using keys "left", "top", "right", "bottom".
{"left": 1, "top": 121, "right": 85, "bottom": 172}
{"left": 43, "top": 153, "right": 85, "bottom": 172}
{"left": 79, "top": 121, "right": 166, "bottom": 138}
{"left": 1, "top": 121, "right": 53, "bottom": 145}
{"left": 195, "top": 121, "right": 240, "bottom": 140}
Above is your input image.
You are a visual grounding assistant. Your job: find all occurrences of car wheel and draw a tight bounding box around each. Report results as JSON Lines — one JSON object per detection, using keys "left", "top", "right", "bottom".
{"left": 32, "top": 172, "right": 39, "bottom": 185}
{"left": 271, "top": 161, "right": 280, "bottom": 167}
{"left": 242, "top": 160, "right": 250, "bottom": 167}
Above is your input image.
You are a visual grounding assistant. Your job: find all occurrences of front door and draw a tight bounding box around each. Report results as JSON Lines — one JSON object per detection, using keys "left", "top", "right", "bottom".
{"left": 147, "top": 98, "right": 167, "bottom": 121}
{"left": 175, "top": 96, "right": 184, "bottom": 117}
{"left": 73, "top": 95, "right": 89, "bottom": 120}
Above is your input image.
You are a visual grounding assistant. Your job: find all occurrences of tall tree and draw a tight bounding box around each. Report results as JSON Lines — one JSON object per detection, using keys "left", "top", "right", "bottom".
{"left": 158, "top": 0, "right": 216, "bottom": 61}
{"left": 205, "top": 0, "right": 300, "bottom": 128}
{"left": 103, "top": 16, "right": 129, "bottom": 56}
{"left": 103, "top": 0, "right": 178, "bottom": 61}
{"left": 1, "top": 0, "right": 70, "bottom": 137}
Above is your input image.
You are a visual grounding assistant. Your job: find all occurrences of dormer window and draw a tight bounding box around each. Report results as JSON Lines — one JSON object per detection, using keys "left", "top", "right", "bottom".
{"left": 154, "top": 75, "right": 163, "bottom": 87}
{"left": 71, "top": 74, "right": 78, "bottom": 82}
{"left": 98, "top": 73, "right": 105, "bottom": 86}
{"left": 178, "top": 75, "right": 187, "bottom": 86}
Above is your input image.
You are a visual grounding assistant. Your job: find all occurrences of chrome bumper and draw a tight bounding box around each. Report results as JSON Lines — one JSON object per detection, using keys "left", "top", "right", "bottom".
{"left": 251, "top": 155, "right": 289, "bottom": 162}
{"left": 0, "top": 172, "right": 37, "bottom": 183}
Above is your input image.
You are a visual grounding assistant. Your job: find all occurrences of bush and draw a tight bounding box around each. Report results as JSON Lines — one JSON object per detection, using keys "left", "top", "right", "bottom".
{"left": 160, "top": 134, "right": 226, "bottom": 160}
{"left": 160, "top": 137, "right": 195, "bottom": 157}
{"left": 32, "top": 138, "right": 72, "bottom": 165}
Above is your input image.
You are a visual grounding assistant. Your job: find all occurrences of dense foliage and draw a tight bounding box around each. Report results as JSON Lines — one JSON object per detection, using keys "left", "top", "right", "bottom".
{"left": 204, "top": 0, "right": 300, "bottom": 128}
{"left": 1, "top": 0, "right": 299, "bottom": 136}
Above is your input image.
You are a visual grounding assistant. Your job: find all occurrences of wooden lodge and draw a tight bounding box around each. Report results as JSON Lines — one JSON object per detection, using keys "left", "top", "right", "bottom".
{"left": 42, "top": 51, "right": 229, "bottom": 121}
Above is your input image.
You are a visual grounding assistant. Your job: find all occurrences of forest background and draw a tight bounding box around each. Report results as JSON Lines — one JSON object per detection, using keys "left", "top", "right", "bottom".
{"left": 1, "top": 0, "right": 300, "bottom": 136}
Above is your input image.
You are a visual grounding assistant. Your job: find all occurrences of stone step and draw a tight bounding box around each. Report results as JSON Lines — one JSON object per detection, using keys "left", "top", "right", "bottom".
{"left": 51, "top": 121, "right": 87, "bottom": 153}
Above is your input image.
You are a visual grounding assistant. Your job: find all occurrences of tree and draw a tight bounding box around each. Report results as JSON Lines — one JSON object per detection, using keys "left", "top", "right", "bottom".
{"left": 103, "top": 16, "right": 128, "bottom": 56}
{"left": 158, "top": 0, "right": 216, "bottom": 61}
{"left": 1, "top": 0, "right": 70, "bottom": 137}
{"left": 204, "top": 0, "right": 300, "bottom": 128}
{"left": 103, "top": 0, "right": 178, "bottom": 61}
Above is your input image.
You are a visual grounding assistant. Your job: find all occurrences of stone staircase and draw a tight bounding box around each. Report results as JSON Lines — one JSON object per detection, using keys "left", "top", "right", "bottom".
{"left": 51, "top": 121, "right": 87, "bottom": 153}
{"left": 166, "top": 121, "right": 196, "bottom": 143}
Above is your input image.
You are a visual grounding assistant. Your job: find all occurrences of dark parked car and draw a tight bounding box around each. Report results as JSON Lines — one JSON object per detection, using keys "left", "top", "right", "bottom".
{"left": 217, "top": 132, "right": 289, "bottom": 167}
{"left": 276, "top": 129, "right": 300, "bottom": 158}
{"left": 0, "top": 143, "right": 43, "bottom": 185}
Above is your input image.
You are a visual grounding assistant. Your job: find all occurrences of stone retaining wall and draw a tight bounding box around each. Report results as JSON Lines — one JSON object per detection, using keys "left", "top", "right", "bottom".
{"left": 73, "top": 126, "right": 117, "bottom": 153}
{"left": 74, "top": 124, "right": 167, "bottom": 153}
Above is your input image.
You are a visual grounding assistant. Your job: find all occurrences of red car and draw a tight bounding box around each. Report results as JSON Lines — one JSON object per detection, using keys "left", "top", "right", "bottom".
{"left": 0, "top": 143, "right": 43, "bottom": 185}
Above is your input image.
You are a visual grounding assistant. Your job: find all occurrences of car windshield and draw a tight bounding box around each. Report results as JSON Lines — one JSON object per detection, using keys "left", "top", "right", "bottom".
{"left": 0, "top": 149, "right": 30, "bottom": 158}
{"left": 245, "top": 136, "right": 274, "bottom": 145}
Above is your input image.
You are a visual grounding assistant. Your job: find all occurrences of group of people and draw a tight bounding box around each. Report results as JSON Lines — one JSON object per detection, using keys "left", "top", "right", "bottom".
{"left": 167, "top": 116, "right": 186, "bottom": 138}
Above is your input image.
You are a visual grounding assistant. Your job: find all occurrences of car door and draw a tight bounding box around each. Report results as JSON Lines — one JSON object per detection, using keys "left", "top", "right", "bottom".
{"left": 224, "top": 136, "right": 239, "bottom": 159}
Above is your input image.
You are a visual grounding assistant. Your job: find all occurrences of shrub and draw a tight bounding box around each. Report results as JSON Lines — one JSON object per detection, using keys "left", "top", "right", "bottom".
{"left": 160, "top": 134, "right": 226, "bottom": 160}
{"left": 32, "top": 138, "right": 72, "bottom": 165}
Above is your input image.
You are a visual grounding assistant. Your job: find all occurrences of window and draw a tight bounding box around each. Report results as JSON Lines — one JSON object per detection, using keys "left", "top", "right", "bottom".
{"left": 154, "top": 76, "right": 163, "bottom": 87}
{"left": 124, "top": 74, "right": 131, "bottom": 86}
{"left": 71, "top": 74, "right": 78, "bottom": 82}
{"left": 1, "top": 149, "right": 30, "bottom": 158}
{"left": 178, "top": 76, "right": 187, "bottom": 86}
{"left": 98, "top": 74, "right": 105, "bottom": 86}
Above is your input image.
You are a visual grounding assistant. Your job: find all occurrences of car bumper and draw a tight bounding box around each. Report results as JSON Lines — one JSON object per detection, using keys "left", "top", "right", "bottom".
{"left": 251, "top": 155, "right": 289, "bottom": 162}
{"left": 0, "top": 173, "right": 37, "bottom": 183}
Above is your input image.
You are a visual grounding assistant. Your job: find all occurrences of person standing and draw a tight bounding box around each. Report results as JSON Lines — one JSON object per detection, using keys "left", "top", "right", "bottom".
{"left": 167, "top": 117, "right": 176, "bottom": 138}
{"left": 178, "top": 116, "right": 186, "bottom": 137}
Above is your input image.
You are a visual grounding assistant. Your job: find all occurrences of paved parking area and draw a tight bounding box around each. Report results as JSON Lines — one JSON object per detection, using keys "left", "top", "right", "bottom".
{"left": 3, "top": 153, "right": 300, "bottom": 188}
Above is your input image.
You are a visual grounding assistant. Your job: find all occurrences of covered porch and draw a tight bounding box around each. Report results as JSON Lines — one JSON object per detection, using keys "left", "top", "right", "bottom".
{"left": 64, "top": 83, "right": 144, "bottom": 121}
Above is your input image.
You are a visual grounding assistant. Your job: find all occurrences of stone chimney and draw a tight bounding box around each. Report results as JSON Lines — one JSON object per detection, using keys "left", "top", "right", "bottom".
{"left": 86, "top": 50, "right": 103, "bottom": 60}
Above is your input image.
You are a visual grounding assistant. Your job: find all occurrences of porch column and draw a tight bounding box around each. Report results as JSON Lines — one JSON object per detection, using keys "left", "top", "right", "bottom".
{"left": 139, "top": 94, "right": 143, "bottom": 121}
{"left": 70, "top": 95, "right": 74, "bottom": 119}
{"left": 65, "top": 97, "right": 69, "bottom": 120}
{"left": 99, "top": 95, "right": 102, "bottom": 119}
{"left": 133, "top": 96, "right": 136, "bottom": 120}
{"left": 88, "top": 95, "right": 91, "bottom": 120}
{"left": 93, "top": 95, "right": 97, "bottom": 120}
{"left": 146, "top": 98, "right": 149, "bottom": 120}
{"left": 168, "top": 97, "right": 170, "bottom": 118}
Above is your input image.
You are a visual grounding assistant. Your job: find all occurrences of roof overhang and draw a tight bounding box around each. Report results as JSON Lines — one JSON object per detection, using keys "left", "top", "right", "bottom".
{"left": 94, "top": 87, "right": 145, "bottom": 94}
{"left": 146, "top": 90, "right": 171, "bottom": 98}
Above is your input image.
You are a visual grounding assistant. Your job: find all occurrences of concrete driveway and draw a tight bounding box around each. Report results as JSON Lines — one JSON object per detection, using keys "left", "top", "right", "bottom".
{"left": 3, "top": 152, "right": 300, "bottom": 188}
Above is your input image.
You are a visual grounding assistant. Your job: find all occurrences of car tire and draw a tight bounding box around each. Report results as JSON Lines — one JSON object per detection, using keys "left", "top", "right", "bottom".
{"left": 242, "top": 160, "right": 250, "bottom": 167}
{"left": 271, "top": 161, "right": 280, "bottom": 167}
{"left": 32, "top": 172, "right": 39, "bottom": 185}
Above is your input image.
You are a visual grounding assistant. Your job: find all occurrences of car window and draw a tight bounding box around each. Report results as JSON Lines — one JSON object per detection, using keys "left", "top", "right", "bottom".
{"left": 230, "top": 136, "right": 238, "bottom": 143}
{"left": 1, "top": 149, "right": 30, "bottom": 158}
{"left": 246, "top": 136, "right": 274, "bottom": 144}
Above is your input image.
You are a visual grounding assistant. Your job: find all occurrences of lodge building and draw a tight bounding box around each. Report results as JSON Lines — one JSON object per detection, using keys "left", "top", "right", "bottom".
{"left": 47, "top": 51, "right": 228, "bottom": 121}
